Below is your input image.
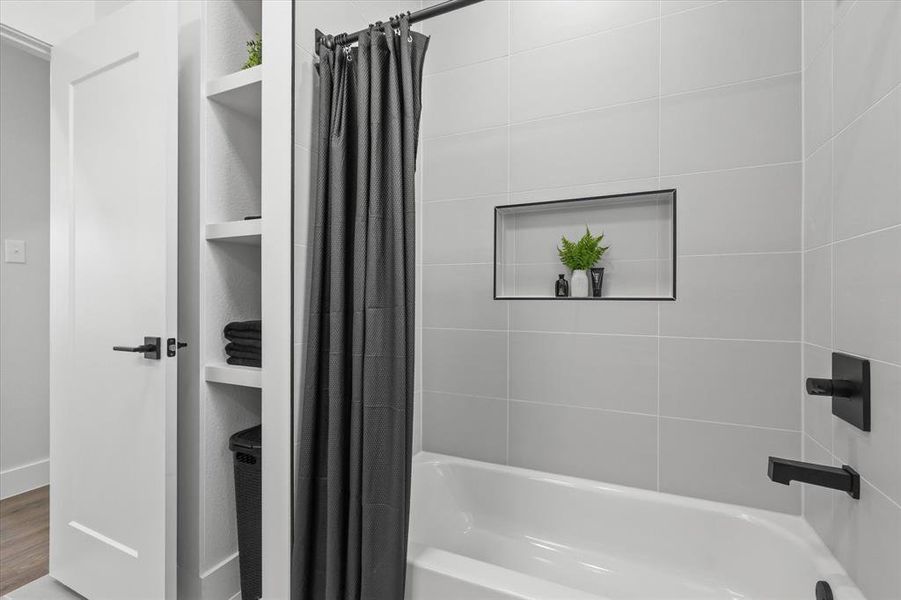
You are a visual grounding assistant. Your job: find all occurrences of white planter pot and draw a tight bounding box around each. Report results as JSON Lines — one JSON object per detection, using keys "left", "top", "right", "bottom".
{"left": 571, "top": 269, "right": 589, "bottom": 297}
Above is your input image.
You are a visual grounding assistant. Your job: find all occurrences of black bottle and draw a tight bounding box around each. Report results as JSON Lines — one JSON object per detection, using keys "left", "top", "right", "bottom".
{"left": 555, "top": 274, "right": 569, "bottom": 297}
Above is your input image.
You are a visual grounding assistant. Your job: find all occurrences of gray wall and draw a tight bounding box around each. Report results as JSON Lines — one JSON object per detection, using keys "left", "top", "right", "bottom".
{"left": 420, "top": 0, "right": 804, "bottom": 514}
{"left": 0, "top": 39, "right": 50, "bottom": 499}
{"left": 800, "top": 2, "right": 901, "bottom": 599}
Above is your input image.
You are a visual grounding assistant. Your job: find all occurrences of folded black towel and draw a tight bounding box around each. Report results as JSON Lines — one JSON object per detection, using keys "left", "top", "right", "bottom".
{"left": 225, "top": 331, "right": 262, "bottom": 346}
{"left": 224, "top": 320, "right": 261, "bottom": 334}
{"left": 227, "top": 356, "right": 261, "bottom": 368}
{"left": 225, "top": 343, "right": 262, "bottom": 360}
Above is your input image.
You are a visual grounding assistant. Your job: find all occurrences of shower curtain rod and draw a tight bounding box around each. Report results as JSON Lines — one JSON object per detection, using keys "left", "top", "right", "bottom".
{"left": 314, "top": 0, "right": 486, "bottom": 54}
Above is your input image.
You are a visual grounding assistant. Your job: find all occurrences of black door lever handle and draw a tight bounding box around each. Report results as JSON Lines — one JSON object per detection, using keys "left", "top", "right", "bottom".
{"left": 113, "top": 344, "right": 156, "bottom": 352}
{"left": 113, "top": 336, "right": 161, "bottom": 360}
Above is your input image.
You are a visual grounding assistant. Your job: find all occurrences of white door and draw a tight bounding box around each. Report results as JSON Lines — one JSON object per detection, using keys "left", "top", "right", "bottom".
{"left": 49, "top": 2, "right": 177, "bottom": 598}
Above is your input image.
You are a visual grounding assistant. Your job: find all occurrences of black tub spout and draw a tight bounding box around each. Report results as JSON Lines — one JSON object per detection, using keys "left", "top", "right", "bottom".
{"left": 767, "top": 457, "right": 860, "bottom": 499}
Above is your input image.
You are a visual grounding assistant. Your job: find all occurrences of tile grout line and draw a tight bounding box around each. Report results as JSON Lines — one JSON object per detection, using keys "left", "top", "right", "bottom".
{"left": 423, "top": 69, "right": 803, "bottom": 143}
{"left": 422, "top": 0, "right": 727, "bottom": 79}
{"left": 423, "top": 160, "right": 804, "bottom": 205}
{"left": 425, "top": 327, "right": 806, "bottom": 346}
{"left": 800, "top": 0, "right": 808, "bottom": 516}
{"left": 423, "top": 390, "right": 805, "bottom": 435}
{"left": 505, "top": 0, "right": 512, "bottom": 467}
{"left": 656, "top": 0, "right": 663, "bottom": 493}
{"left": 806, "top": 434, "right": 901, "bottom": 513}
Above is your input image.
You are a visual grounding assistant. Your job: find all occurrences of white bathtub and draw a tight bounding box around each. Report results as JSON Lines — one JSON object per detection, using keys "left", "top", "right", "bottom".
{"left": 405, "top": 453, "right": 864, "bottom": 600}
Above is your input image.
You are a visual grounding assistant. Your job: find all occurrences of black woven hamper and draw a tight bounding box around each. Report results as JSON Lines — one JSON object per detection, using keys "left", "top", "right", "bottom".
{"left": 229, "top": 424, "right": 262, "bottom": 600}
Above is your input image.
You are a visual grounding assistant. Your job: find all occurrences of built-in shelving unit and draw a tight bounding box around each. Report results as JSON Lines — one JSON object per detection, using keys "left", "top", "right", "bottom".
{"left": 494, "top": 190, "right": 677, "bottom": 301}
{"left": 187, "top": 1, "right": 291, "bottom": 598}
{"left": 204, "top": 362, "right": 263, "bottom": 388}
{"left": 205, "top": 219, "right": 262, "bottom": 244}
{"left": 206, "top": 64, "right": 262, "bottom": 118}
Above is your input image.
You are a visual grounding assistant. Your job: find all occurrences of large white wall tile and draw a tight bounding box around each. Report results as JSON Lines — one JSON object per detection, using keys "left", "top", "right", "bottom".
{"left": 659, "top": 338, "right": 801, "bottom": 429}
{"left": 509, "top": 332, "right": 657, "bottom": 414}
{"left": 804, "top": 1, "right": 833, "bottom": 68}
{"left": 509, "top": 300, "right": 657, "bottom": 336}
{"left": 832, "top": 480, "right": 901, "bottom": 600}
{"left": 804, "top": 246, "right": 832, "bottom": 348}
{"left": 423, "top": 392, "right": 507, "bottom": 463}
{"left": 510, "top": 197, "right": 665, "bottom": 264}
{"left": 661, "top": 1, "right": 719, "bottom": 17}
{"left": 804, "top": 141, "right": 833, "bottom": 250}
{"left": 511, "top": 100, "right": 658, "bottom": 191}
{"left": 803, "top": 344, "right": 833, "bottom": 451}
{"left": 508, "top": 178, "right": 660, "bottom": 206}
{"left": 510, "top": 0, "right": 658, "bottom": 52}
{"left": 423, "top": 195, "right": 501, "bottom": 264}
{"left": 423, "top": 127, "right": 507, "bottom": 201}
{"left": 423, "top": 58, "right": 508, "bottom": 138}
{"left": 832, "top": 0, "right": 901, "bottom": 131}
{"left": 661, "top": 0, "right": 801, "bottom": 95}
{"left": 661, "top": 74, "right": 801, "bottom": 175}
{"left": 412, "top": 390, "right": 422, "bottom": 453}
{"left": 833, "top": 362, "right": 901, "bottom": 506}
{"left": 422, "top": 264, "right": 507, "bottom": 330}
{"left": 421, "top": 0, "right": 508, "bottom": 74}
{"left": 660, "top": 253, "right": 802, "bottom": 341}
{"left": 295, "top": 0, "right": 360, "bottom": 54}
{"left": 422, "top": 328, "right": 507, "bottom": 398}
{"left": 833, "top": 88, "right": 901, "bottom": 240}
{"left": 833, "top": 227, "right": 901, "bottom": 364}
{"left": 510, "top": 20, "right": 659, "bottom": 122}
{"left": 353, "top": 0, "right": 423, "bottom": 26}
{"left": 804, "top": 39, "right": 833, "bottom": 156}
{"left": 659, "top": 417, "right": 802, "bottom": 513}
{"left": 663, "top": 163, "right": 801, "bottom": 255}
{"left": 508, "top": 401, "right": 658, "bottom": 490}
{"left": 803, "top": 434, "right": 836, "bottom": 546}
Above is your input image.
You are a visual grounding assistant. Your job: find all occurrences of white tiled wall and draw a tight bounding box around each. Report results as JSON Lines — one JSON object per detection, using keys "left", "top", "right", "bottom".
{"left": 800, "top": 2, "right": 901, "bottom": 599}
{"left": 295, "top": 1, "right": 899, "bottom": 596}
{"left": 420, "top": 0, "right": 804, "bottom": 515}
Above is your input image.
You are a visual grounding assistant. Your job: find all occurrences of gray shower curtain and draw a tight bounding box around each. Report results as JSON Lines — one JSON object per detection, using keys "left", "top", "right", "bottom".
{"left": 292, "top": 16, "right": 428, "bottom": 600}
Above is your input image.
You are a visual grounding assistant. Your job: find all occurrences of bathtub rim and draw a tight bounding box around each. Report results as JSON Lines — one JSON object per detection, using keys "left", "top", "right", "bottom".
{"left": 411, "top": 451, "right": 864, "bottom": 599}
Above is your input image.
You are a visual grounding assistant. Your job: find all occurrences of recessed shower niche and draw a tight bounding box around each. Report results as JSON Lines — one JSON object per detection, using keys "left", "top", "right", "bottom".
{"left": 494, "top": 190, "right": 676, "bottom": 300}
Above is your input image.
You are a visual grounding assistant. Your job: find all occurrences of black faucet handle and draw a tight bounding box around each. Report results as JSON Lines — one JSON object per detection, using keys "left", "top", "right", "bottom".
{"left": 806, "top": 377, "right": 833, "bottom": 396}
{"left": 806, "top": 376, "right": 859, "bottom": 398}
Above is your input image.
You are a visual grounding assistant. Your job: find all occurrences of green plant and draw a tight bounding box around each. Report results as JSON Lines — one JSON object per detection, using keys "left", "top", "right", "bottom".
{"left": 557, "top": 227, "right": 609, "bottom": 271}
{"left": 243, "top": 33, "right": 262, "bottom": 69}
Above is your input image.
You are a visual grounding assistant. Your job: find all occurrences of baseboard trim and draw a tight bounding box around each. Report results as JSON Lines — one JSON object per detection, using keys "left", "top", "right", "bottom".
{"left": 0, "top": 458, "right": 49, "bottom": 499}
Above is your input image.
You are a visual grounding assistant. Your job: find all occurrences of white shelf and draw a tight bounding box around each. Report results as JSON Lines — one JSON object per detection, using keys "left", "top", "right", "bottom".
{"left": 205, "top": 219, "right": 262, "bottom": 245}
{"left": 206, "top": 65, "right": 262, "bottom": 118}
{"left": 204, "top": 362, "right": 262, "bottom": 389}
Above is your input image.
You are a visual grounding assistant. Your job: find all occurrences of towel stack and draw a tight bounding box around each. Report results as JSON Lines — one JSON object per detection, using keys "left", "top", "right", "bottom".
{"left": 224, "top": 320, "right": 261, "bottom": 368}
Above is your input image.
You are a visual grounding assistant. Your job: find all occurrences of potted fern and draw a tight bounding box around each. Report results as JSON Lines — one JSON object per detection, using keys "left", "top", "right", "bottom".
{"left": 558, "top": 227, "right": 609, "bottom": 297}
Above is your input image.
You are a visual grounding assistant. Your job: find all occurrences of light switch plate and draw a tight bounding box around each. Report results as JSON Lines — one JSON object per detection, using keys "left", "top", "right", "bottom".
{"left": 4, "top": 239, "right": 26, "bottom": 263}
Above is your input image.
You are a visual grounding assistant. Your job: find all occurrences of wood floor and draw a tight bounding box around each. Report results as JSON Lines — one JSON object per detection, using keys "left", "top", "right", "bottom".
{"left": 0, "top": 487, "right": 49, "bottom": 596}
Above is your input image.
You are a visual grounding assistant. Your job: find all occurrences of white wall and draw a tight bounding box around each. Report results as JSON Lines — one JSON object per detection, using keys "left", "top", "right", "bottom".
{"left": 801, "top": 2, "right": 901, "bottom": 598}
{"left": 0, "top": 38, "right": 51, "bottom": 499}
{"left": 0, "top": 1, "right": 131, "bottom": 47}
{"left": 420, "top": 0, "right": 804, "bottom": 514}
{"left": 0, "top": 1, "right": 95, "bottom": 45}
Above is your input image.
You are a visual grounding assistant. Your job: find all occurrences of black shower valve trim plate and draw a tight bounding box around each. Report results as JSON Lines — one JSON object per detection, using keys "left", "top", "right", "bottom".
{"left": 805, "top": 352, "right": 870, "bottom": 432}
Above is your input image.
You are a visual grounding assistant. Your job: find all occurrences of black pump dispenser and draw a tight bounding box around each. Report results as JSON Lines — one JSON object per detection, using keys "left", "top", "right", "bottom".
{"left": 555, "top": 274, "right": 569, "bottom": 298}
